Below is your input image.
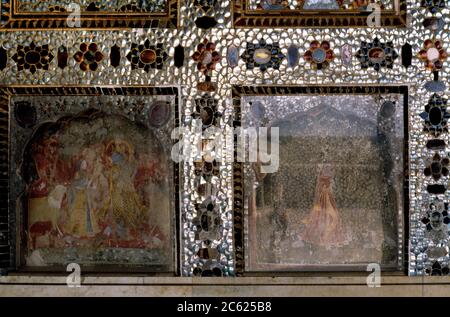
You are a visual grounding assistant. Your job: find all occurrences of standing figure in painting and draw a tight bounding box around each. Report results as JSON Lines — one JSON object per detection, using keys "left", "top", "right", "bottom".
{"left": 103, "top": 139, "right": 147, "bottom": 238}
{"left": 64, "top": 147, "right": 102, "bottom": 238}
{"left": 302, "top": 164, "right": 347, "bottom": 248}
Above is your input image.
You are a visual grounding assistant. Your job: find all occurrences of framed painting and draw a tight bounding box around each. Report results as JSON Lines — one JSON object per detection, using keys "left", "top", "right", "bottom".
{"left": 0, "top": 0, "right": 178, "bottom": 29}
{"left": 232, "top": 0, "right": 407, "bottom": 28}
{"left": 232, "top": 85, "right": 409, "bottom": 275}
{"left": 0, "top": 86, "right": 180, "bottom": 274}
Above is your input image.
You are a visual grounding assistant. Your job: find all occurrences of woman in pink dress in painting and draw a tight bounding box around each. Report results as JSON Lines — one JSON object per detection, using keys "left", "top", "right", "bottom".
{"left": 302, "top": 164, "right": 347, "bottom": 247}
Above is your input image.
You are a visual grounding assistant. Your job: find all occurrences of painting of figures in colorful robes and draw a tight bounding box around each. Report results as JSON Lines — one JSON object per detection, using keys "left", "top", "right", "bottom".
{"left": 19, "top": 109, "right": 174, "bottom": 271}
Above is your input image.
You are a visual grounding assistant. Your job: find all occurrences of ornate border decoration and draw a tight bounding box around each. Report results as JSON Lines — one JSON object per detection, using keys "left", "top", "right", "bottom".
{"left": 0, "top": 0, "right": 178, "bottom": 30}
{"left": 0, "top": 88, "right": 7, "bottom": 273}
{"left": 232, "top": 85, "right": 410, "bottom": 276}
{"left": 232, "top": 0, "right": 407, "bottom": 28}
{"left": 0, "top": 85, "right": 181, "bottom": 275}
{"left": 0, "top": 0, "right": 447, "bottom": 278}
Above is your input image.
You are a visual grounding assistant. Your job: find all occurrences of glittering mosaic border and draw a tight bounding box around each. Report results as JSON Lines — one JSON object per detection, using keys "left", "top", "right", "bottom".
{"left": 0, "top": 0, "right": 178, "bottom": 29}
{"left": 0, "top": 0, "right": 448, "bottom": 277}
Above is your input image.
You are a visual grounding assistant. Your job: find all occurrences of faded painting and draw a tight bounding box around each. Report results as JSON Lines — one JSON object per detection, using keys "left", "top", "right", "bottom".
{"left": 11, "top": 95, "right": 175, "bottom": 272}
{"left": 244, "top": 95, "right": 404, "bottom": 271}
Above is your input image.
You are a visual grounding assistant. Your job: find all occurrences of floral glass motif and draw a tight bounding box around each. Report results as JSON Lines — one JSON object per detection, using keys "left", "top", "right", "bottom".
{"left": 12, "top": 42, "right": 54, "bottom": 74}
{"left": 356, "top": 38, "right": 398, "bottom": 71}
{"left": 194, "top": 160, "right": 220, "bottom": 182}
{"left": 421, "top": 200, "right": 450, "bottom": 242}
{"left": 127, "top": 40, "right": 168, "bottom": 72}
{"left": 192, "top": 197, "right": 222, "bottom": 242}
{"left": 424, "top": 153, "right": 449, "bottom": 181}
{"left": 192, "top": 39, "right": 222, "bottom": 76}
{"left": 192, "top": 95, "right": 222, "bottom": 130}
{"left": 241, "top": 39, "right": 285, "bottom": 72}
{"left": 418, "top": 39, "right": 447, "bottom": 72}
{"left": 73, "top": 43, "right": 104, "bottom": 72}
{"left": 304, "top": 40, "right": 335, "bottom": 70}
{"left": 420, "top": 94, "right": 449, "bottom": 137}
